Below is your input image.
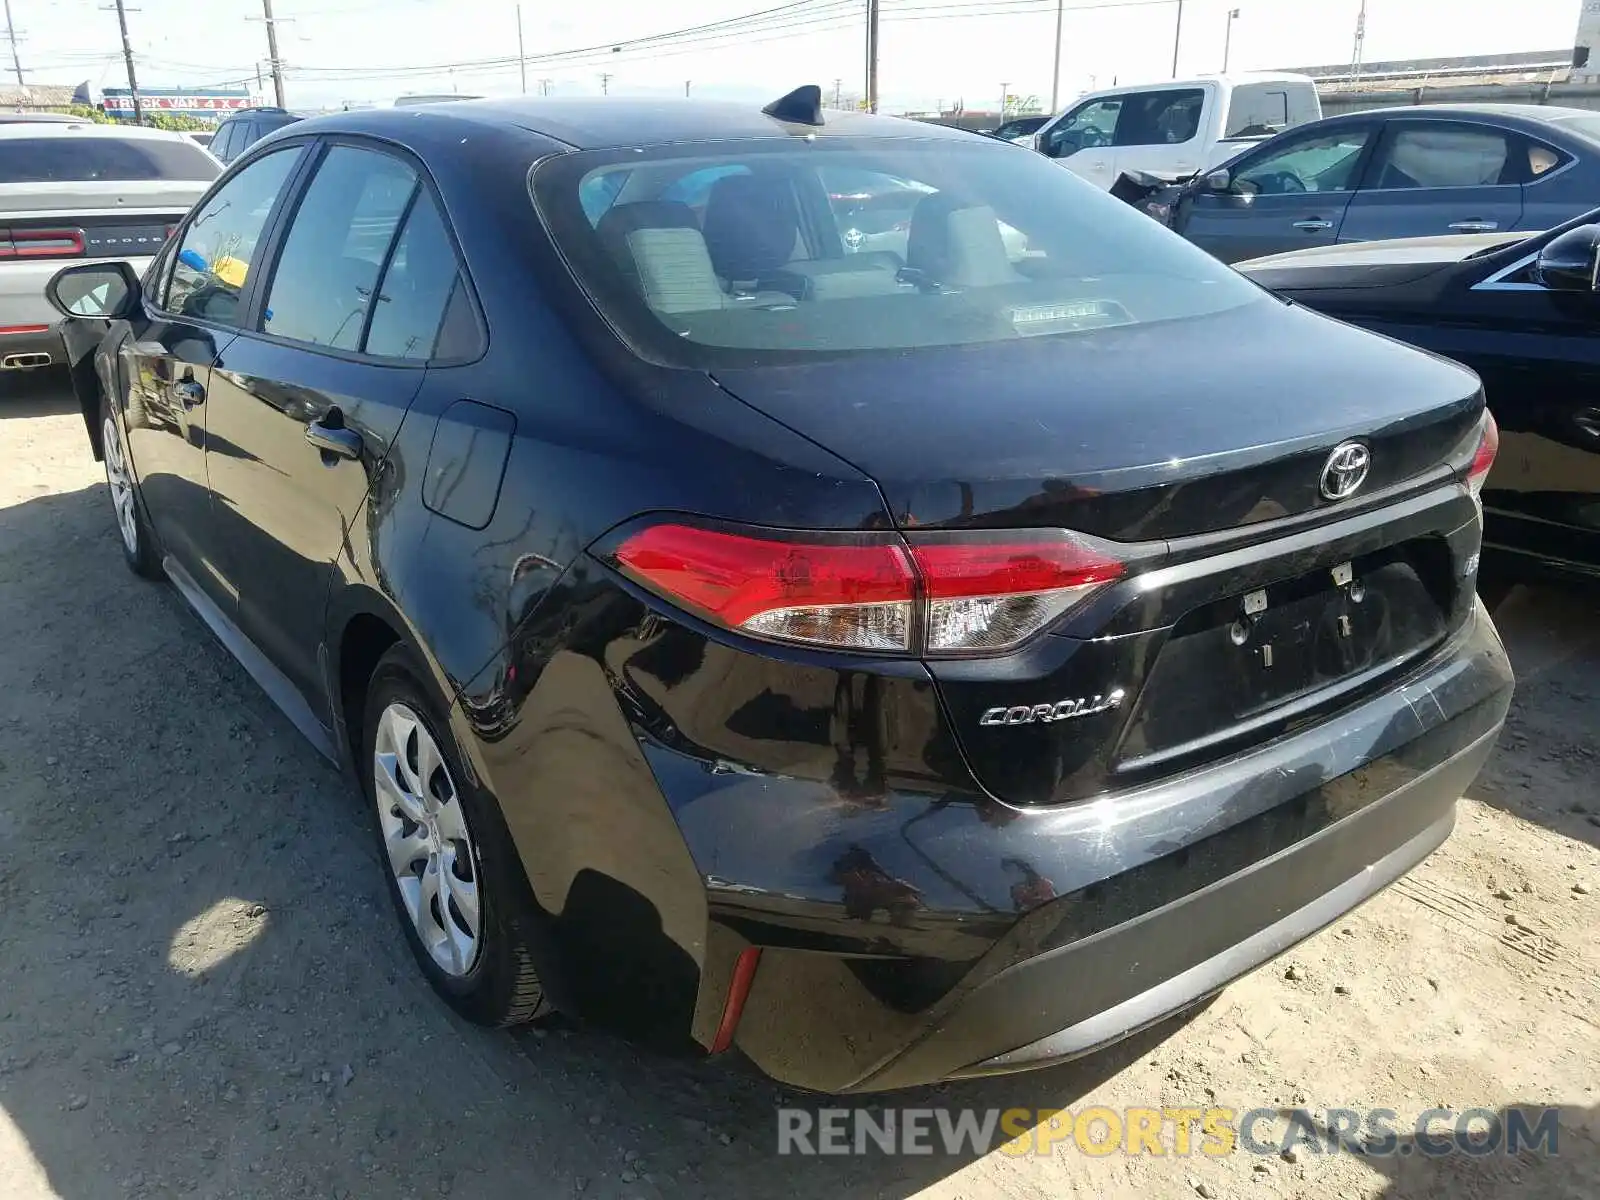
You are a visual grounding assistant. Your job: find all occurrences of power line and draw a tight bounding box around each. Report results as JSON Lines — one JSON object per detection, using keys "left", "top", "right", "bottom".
{"left": 277, "top": 0, "right": 1176, "bottom": 88}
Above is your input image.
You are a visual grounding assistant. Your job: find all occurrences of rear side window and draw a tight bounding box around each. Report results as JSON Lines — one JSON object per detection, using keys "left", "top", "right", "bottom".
{"left": 263, "top": 145, "right": 418, "bottom": 350}
{"left": 1224, "top": 84, "right": 1290, "bottom": 139}
{"left": 0, "top": 137, "right": 219, "bottom": 182}
{"left": 166, "top": 145, "right": 302, "bottom": 324}
{"left": 365, "top": 191, "right": 476, "bottom": 360}
{"left": 1114, "top": 89, "right": 1205, "bottom": 147}
{"left": 212, "top": 123, "right": 239, "bottom": 162}
{"left": 1369, "top": 123, "right": 1517, "bottom": 189}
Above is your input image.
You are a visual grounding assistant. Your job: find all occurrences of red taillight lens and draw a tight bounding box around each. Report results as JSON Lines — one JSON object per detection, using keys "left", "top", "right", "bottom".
{"left": 614, "top": 524, "right": 916, "bottom": 651}
{"left": 0, "top": 228, "right": 85, "bottom": 259}
{"left": 1466, "top": 410, "right": 1499, "bottom": 497}
{"left": 612, "top": 523, "right": 1124, "bottom": 655}
{"left": 910, "top": 532, "right": 1126, "bottom": 653}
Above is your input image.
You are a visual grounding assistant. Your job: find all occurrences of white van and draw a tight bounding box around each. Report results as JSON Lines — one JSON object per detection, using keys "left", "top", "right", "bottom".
{"left": 1033, "top": 74, "right": 1321, "bottom": 189}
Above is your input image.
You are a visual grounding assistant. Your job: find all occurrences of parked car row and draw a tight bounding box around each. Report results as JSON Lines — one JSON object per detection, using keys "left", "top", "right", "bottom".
{"left": 44, "top": 86, "right": 1516, "bottom": 1094}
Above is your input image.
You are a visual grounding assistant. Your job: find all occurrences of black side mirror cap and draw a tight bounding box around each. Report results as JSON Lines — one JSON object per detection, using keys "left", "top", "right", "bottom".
{"left": 46, "top": 260, "right": 143, "bottom": 320}
{"left": 1534, "top": 223, "right": 1600, "bottom": 292}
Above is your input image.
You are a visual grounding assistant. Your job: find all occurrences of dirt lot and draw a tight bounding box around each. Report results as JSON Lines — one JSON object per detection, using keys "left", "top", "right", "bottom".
{"left": 1, "top": 371, "right": 1597, "bottom": 1200}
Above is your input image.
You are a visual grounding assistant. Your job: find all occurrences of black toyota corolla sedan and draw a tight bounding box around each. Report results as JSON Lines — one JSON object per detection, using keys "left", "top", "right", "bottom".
{"left": 1237, "top": 212, "right": 1600, "bottom": 589}
{"left": 45, "top": 88, "right": 1513, "bottom": 1093}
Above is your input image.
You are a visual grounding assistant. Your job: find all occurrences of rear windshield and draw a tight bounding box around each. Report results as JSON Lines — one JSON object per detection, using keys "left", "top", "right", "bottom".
{"left": 532, "top": 138, "right": 1262, "bottom": 365}
{"left": 0, "top": 137, "right": 220, "bottom": 183}
{"left": 1548, "top": 113, "right": 1600, "bottom": 145}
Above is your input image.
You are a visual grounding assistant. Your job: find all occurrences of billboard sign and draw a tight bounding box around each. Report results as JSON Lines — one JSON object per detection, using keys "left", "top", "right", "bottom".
{"left": 101, "top": 88, "right": 259, "bottom": 119}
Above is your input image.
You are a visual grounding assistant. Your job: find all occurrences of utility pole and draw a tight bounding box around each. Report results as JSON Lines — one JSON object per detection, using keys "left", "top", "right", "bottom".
{"left": 248, "top": 0, "right": 288, "bottom": 107}
{"left": 99, "top": 0, "right": 143, "bottom": 124}
{"left": 3, "top": 0, "right": 22, "bottom": 87}
{"left": 537, "top": 77, "right": 552, "bottom": 96}
{"left": 598, "top": 71, "right": 611, "bottom": 95}
{"left": 998, "top": 81, "right": 1009, "bottom": 120}
{"left": 833, "top": 77, "right": 842, "bottom": 109}
{"left": 864, "top": 0, "right": 879, "bottom": 112}
{"left": 684, "top": 80, "right": 690, "bottom": 97}
{"left": 1170, "top": 0, "right": 1183, "bottom": 78}
{"left": 516, "top": 4, "right": 527, "bottom": 94}
{"left": 1349, "top": 0, "right": 1367, "bottom": 81}
{"left": 1049, "top": 0, "right": 1063, "bottom": 111}
{"left": 1222, "top": 7, "right": 1239, "bottom": 73}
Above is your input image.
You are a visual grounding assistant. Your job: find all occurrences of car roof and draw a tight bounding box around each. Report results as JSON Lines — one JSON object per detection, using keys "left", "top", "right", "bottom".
{"left": 1327, "top": 102, "right": 1598, "bottom": 125}
{"left": 0, "top": 120, "right": 196, "bottom": 142}
{"left": 285, "top": 96, "right": 984, "bottom": 152}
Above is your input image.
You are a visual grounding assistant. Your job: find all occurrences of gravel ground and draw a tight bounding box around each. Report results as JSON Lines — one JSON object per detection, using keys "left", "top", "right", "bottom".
{"left": 1, "top": 371, "right": 1596, "bottom": 1199}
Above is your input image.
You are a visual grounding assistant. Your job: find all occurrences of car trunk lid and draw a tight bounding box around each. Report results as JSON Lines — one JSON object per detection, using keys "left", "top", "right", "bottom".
{"left": 710, "top": 299, "right": 1486, "bottom": 806}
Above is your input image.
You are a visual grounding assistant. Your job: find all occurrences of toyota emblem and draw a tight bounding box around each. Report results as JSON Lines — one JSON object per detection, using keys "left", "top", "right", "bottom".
{"left": 1320, "top": 441, "right": 1371, "bottom": 501}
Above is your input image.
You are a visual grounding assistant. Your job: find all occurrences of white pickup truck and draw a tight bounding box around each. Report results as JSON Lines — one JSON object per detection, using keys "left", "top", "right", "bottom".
{"left": 1032, "top": 73, "right": 1322, "bottom": 189}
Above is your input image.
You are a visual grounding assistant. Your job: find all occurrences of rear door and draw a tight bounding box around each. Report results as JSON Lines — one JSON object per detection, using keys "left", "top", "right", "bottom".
{"left": 116, "top": 143, "right": 306, "bottom": 606}
{"left": 203, "top": 139, "right": 477, "bottom": 717}
{"left": 1181, "top": 121, "right": 1377, "bottom": 263}
{"left": 1110, "top": 86, "right": 1208, "bottom": 180}
{"left": 1339, "top": 119, "right": 1525, "bottom": 243}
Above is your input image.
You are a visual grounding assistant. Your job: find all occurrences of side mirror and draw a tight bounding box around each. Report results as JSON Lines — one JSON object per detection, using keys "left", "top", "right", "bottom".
{"left": 1204, "top": 168, "right": 1232, "bottom": 192}
{"left": 1534, "top": 224, "right": 1600, "bottom": 292}
{"left": 46, "top": 261, "right": 141, "bottom": 320}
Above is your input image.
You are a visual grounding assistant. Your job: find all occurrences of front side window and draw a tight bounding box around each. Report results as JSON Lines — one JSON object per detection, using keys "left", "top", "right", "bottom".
{"left": 263, "top": 145, "right": 418, "bottom": 350}
{"left": 1114, "top": 89, "right": 1206, "bottom": 147}
{"left": 1040, "top": 98, "right": 1121, "bottom": 157}
{"left": 1369, "top": 123, "right": 1516, "bottom": 189}
{"left": 533, "top": 138, "right": 1263, "bottom": 364}
{"left": 1234, "top": 127, "right": 1373, "bottom": 195}
{"left": 166, "top": 146, "right": 302, "bottom": 325}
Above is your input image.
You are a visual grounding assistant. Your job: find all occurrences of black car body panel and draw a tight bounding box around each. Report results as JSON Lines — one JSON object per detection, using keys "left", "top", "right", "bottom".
{"left": 51, "top": 97, "right": 1513, "bottom": 1092}
{"left": 1239, "top": 217, "right": 1600, "bottom": 584}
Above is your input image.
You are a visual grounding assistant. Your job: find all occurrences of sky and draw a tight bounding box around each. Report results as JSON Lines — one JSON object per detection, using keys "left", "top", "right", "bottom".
{"left": 7, "top": 0, "right": 1586, "bottom": 115}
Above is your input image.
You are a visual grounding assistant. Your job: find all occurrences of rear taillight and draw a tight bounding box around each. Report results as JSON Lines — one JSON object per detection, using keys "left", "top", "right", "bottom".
{"left": 612, "top": 523, "right": 1124, "bottom": 656}
{"left": 910, "top": 532, "right": 1126, "bottom": 653}
{"left": 0, "top": 228, "right": 85, "bottom": 259}
{"left": 1466, "top": 410, "right": 1499, "bottom": 498}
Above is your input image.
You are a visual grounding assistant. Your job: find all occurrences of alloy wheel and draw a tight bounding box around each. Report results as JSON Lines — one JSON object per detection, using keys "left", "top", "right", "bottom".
{"left": 102, "top": 415, "right": 138, "bottom": 556}
{"left": 372, "top": 702, "right": 482, "bottom": 977}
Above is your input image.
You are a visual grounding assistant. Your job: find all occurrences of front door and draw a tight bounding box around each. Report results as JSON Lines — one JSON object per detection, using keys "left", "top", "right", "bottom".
{"left": 1181, "top": 123, "right": 1377, "bottom": 263}
{"left": 1339, "top": 119, "right": 1525, "bottom": 244}
{"left": 118, "top": 145, "right": 306, "bottom": 604}
{"left": 204, "top": 141, "right": 469, "bottom": 716}
{"left": 1038, "top": 96, "right": 1124, "bottom": 189}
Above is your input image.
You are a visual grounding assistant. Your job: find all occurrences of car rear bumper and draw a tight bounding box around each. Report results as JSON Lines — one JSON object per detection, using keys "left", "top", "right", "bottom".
{"left": 0, "top": 324, "right": 64, "bottom": 369}
{"left": 685, "top": 601, "right": 1511, "bottom": 1092}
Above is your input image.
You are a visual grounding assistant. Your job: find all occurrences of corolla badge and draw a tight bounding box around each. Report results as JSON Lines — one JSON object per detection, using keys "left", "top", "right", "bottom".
{"left": 979, "top": 689, "right": 1126, "bottom": 727}
{"left": 1320, "top": 440, "right": 1371, "bottom": 501}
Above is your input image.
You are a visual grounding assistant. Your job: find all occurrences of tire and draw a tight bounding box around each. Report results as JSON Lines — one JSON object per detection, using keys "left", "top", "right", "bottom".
{"left": 361, "top": 647, "right": 551, "bottom": 1027}
{"left": 100, "top": 393, "right": 162, "bottom": 580}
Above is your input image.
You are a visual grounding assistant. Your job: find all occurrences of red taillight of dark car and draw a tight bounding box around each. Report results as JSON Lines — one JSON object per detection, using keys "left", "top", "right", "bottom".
{"left": 1466, "top": 410, "right": 1499, "bottom": 497}
{"left": 0, "top": 227, "right": 86, "bottom": 259}
{"left": 613, "top": 522, "right": 1124, "bottom": 655}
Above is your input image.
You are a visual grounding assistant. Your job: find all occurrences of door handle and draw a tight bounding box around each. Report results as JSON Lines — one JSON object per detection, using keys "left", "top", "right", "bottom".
{"left": 1448, "top": 220, "right": 1499, "bottom": 233}
{"left": 306, "top": 415, "right": 362, "bottom": 461}
{"left": 1293, "top": 218, "right": 1333, "bottom": 232}
{"left": 173, "top": 379, "right": 205, "bottom": 409}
